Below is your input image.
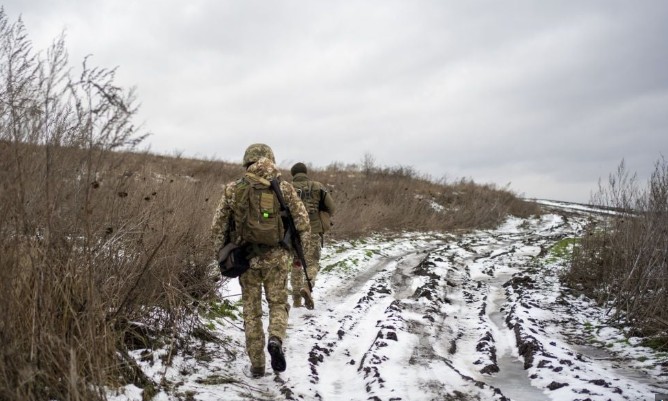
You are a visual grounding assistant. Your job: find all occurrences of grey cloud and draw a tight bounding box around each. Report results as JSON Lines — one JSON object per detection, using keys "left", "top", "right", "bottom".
{"left": 3, "top": 1, "right": 667, "bottom": 203}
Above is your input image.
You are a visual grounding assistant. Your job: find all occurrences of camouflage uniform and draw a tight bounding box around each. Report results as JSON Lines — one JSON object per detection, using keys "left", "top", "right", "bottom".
{"left": 290, "top": 232, "right": 323, "bottom": 304}
{"left": 211, "top": 146, "right": 310, "bottom": 374}
{"left": 289, "top": 163, "right": 336, "bottom": 308}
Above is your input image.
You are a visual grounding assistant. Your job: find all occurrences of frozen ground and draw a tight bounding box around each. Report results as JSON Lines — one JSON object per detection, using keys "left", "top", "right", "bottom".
{"left": 109, "top": 203, "right": 668, "bottom": 401}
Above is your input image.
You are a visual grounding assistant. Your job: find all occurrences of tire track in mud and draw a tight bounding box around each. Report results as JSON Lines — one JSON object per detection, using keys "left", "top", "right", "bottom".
{"left": 329, "top": 216, "right": 581, "bottom": 400}
{"left": 441, "top": 231, "right": 554, "bottom": 401}
{"left": 443, "top": 213, "right": 662, "bottom": 401}
{"left": 277, "top": 213, "right": 661, "bottom": 400}
{"left": 316, "top": 252, "right": 429, "bottom": 399}
{"left": 283, "top": 240, "right": 513, "bottom": 401}
{"left": 282, "top": 249, "right": 434, "bottom": 400}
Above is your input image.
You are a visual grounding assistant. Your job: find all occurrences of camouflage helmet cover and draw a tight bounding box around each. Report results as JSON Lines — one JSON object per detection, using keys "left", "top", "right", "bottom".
{"left": 242, "top": 143, "right": 275, "bottom": 167}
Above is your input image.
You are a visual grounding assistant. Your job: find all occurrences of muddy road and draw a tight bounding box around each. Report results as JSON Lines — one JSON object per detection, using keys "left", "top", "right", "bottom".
{"left": 115, "top": 208, "right": 667, "bottom": 401}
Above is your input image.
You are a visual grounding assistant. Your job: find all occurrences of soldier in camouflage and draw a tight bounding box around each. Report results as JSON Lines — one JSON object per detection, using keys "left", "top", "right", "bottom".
{"left": 289, "top": 162, "right": 336, "bottom": 310}
{"left": 211, "top": 144, "right": 311, "bottom": 378}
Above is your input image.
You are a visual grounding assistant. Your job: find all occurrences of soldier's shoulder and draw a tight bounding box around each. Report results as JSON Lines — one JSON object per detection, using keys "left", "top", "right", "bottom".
{"left": 279, "top": 179, "right": 295, "bottom": 190}
{"left": 224, "top": 177, "right": 246, "bottom": 194}
{"left": 289, "top": 177, "right": 305, "bottom": 186}
{"left": 310, "top": 180, "right": 328, "bottom": 192}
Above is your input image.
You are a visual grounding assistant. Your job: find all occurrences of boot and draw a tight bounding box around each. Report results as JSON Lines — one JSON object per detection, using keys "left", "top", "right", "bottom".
{"left": 300, "top": 287, "right": 314, "bottom": 310}
{"left": 267, "top": 336, "right": 286, "bottom": 372}
{"left": 244, "top": 365, "right": 265, "bottom": 379}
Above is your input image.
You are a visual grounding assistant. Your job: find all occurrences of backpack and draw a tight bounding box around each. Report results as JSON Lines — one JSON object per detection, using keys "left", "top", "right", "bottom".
{"left": 294, "top": 180, "right": 331, "bottom": 233}
{"left": 232, "top": 173, "right": 285, "bottom": 246}
{"left": 294, "top": 181, "right": 319, "bottom": 216}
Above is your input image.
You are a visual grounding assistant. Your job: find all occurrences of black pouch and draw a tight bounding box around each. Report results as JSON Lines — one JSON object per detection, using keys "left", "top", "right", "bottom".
{"left": 217, "top": 243, "right": 250, "bottom": 278}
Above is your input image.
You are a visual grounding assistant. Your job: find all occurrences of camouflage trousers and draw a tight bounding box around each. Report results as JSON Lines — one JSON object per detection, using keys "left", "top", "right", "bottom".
{"left": 239, "top": 246, "right": 290, "bottom": 370}
{"left": 290, "top": 233, "right": 322, "bottom": 297}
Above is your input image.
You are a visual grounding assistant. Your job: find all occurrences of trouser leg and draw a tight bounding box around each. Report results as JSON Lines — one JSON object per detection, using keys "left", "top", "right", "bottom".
{"left": 290, "top": 261, "right": 304, "bottom": 305}
{"left": 256, "top": 248, "right": 290, "bottom": 340}
{"left": 239, "top": 267, "right": 265, "bottom": 369}
{"left": 304, "top": 234, "right": 322, "bottom": 288}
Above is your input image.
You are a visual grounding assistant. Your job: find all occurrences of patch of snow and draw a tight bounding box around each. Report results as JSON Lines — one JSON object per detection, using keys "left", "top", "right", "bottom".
{"left": 534, "top": 199, "right": 624, "bottom": 215}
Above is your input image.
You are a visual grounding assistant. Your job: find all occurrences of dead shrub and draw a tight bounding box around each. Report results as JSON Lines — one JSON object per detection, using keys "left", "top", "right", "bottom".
{"left": 567, "top": 157, "right": 668, "bottom": 338}
{"left": 0, "top": 13, "right": 221, "bottom": 400}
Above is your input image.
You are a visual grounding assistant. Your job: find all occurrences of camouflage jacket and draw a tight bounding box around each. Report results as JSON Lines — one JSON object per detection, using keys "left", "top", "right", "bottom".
{"left": 292, "top": 173, "right": 336, "bottom": 234}
{"left": 211, "top": 157, "right": 311, "bottom": 257}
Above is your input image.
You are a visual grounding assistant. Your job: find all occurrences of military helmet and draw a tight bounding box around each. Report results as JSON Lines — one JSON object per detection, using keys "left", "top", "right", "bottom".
{"left": 242, "top": 143, "right": 275, "bottom": 167}
{"left": 291, "top": 162, "right": 307, "bottom": 176}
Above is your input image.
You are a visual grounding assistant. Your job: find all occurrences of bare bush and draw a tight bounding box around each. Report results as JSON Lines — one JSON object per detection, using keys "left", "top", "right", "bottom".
{"left": 567, "top": 157, "right": 668, "bottom": 339}
{"left": 0, "top": 12, "right": 221, "bottom": 400}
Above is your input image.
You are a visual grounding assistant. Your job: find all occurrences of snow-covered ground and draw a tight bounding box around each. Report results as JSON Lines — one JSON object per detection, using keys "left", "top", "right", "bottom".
{"left": 109, "top": 204, "right": 668, "bottom": 401}
{"left": 532, "top": 199, "right": 623, "bottom": 215}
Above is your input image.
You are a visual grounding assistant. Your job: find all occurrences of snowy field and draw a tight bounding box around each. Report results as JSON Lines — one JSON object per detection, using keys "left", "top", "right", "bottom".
{"left": 109, "top": 204, "right": 668, "bottom": 401}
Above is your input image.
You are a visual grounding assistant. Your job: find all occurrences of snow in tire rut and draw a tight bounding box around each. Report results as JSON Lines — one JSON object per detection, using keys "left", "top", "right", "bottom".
{"left": 112, "top": 205, "right": 668, "bottom": 401}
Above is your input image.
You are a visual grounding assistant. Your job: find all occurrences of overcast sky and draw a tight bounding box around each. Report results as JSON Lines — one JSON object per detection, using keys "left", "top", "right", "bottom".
{"left": 3, "top": 1, "right": 667, "bottom": 203}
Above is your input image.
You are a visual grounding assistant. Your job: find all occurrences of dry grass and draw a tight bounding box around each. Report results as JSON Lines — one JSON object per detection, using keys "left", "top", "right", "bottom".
{"left": 0, "top": 12, "right": 541, "bottom": 400}
{"left": 0, "top": 140, "right": 233, "bottom": 400}
{"left": 311, "top": 165, "right": 539, "bottom": 238}
{"left": 566, "top": 158, "right": 668, "bottom": 341}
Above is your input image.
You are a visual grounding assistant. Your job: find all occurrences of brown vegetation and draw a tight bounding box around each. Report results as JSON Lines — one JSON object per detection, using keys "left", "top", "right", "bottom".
{"left": 310, "top": 162, "right": 539, "bottom": 237}
{"left": 566, "top": 158, "right": 668, "bottom": 343}
{"left": 0, "top": 11, "right": 539, "bottom": 400}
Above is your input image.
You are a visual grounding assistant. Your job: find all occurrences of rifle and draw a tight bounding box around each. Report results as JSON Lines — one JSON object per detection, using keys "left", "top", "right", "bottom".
{"left": 270, "top": 178, "right": 312, "bottom": 292}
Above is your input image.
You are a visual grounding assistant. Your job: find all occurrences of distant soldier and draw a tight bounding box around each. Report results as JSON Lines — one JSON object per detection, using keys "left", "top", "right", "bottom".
{"left": 289, "top": 162, "right": 336, "bottom": 309}
{"left": 211, "top": 144, "right": 311, "bottom": 378}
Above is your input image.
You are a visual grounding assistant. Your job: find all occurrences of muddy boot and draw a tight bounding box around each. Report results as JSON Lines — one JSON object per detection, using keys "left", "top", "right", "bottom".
{"left": 292, "top": 295, "right": 303, "bottom": 308}
{"left": 267, "top": 336, "right": 286, "bottom": 372}
{"left": 300, "top": 287, "right": 314, "bottom": 310}
{"left": 244, "top": 365, "right": 265, "bottom": 379}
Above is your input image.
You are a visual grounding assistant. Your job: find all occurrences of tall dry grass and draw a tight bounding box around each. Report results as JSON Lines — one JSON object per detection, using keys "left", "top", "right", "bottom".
{"left": 567, "top": 158, "right": 668, "bottom": 341}
{"left": 0, "top": 12, "right": 229, "bottom": 400}
{"left": 309, "top": 162, "right": 540, "bottom": 238}
{"left": 0, "top": 11, "right": 540, "bottom": 400}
